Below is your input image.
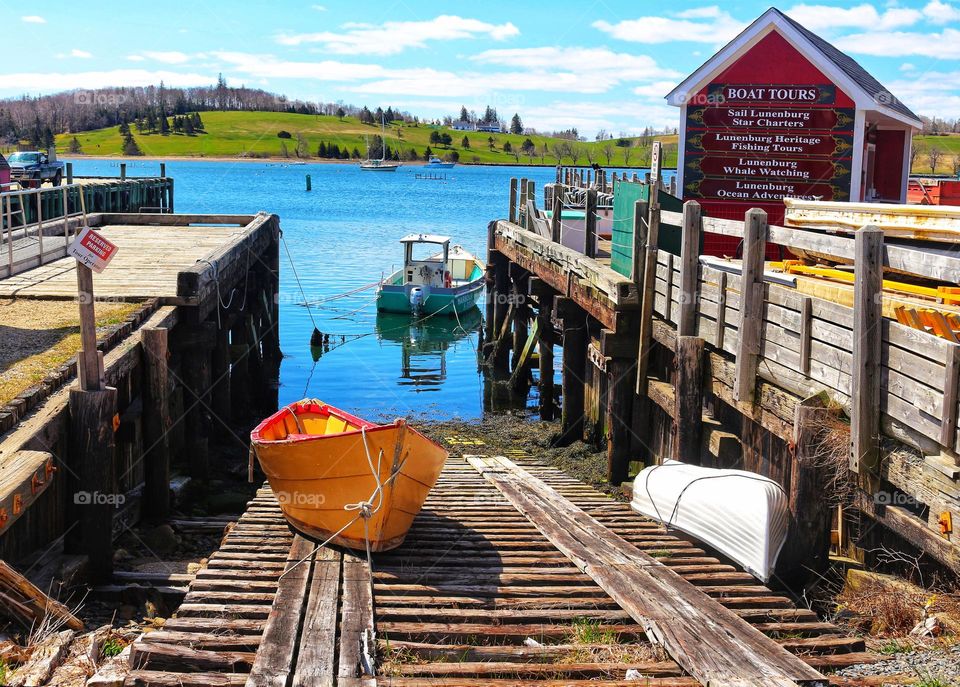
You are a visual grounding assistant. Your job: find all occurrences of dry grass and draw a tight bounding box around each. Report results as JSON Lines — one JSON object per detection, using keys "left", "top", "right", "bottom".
{"left": 838, "top": 575, "right": 960, "bottom": 637}
{"left": 0, "top": 298, "right": 138, "bottom": 406}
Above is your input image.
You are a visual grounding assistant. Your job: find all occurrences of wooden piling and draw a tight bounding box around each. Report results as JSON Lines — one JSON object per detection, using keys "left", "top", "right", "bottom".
{"left": 678, "top": 201, "right": 702, "bottom": 336}
{"left": 141, "top": 327, "right": 171, "bottom": 521}
{"left": 605, "top": 345, "right": 636, "bottom": 484}
{"left": 534, "top": 281, "right": 555, "bottom": 421}
{"left": 180, "top": 323, "right": 216, "bottom": 479}
{"left": 734, "top": 209, "right": 768, "bottom": 403}
{"left": 120, "top": 163, "right": 127, "bottom": 181}
{"left": 510, "top": 268, "right": 529, "bottom": 373}
{"left": 67, "top": 386, "right": 117, "bottom": 582}
{"left": 508, "top": 178, "right": 518, "bottom": 223}
{"left": 635, "top": 188, "right": 661, "bottom": 396}
{"left": 557, "top": 297, "right": 587, "bottom": 445}
{"left": 492, "top": 252, "right": 511, "bottom": 376}
{"left": 585, "top": 188, "right": 597, "bottom": 259}
{"left": 673, "top": 336, "right": 705, "bottom": 464}
{"left": 551, "top": 187, "right": 562, "bottom": 243}
{"left": 211, "top": 323, "right": 233, "bottom": 438}
{"left": 851, "top": 226, "right": 884, "bottom": 493}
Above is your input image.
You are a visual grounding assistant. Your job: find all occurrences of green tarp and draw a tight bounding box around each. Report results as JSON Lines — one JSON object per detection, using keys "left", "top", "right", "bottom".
{"left": 609, "top": 181, "right": 685, "bottom": 278}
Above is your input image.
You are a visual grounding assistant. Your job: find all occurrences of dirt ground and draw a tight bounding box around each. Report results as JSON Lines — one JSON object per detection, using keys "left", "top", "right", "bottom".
{"left": 421, "top": 411, "right": 617, "bottom": 495}
{"left": 0, "top": 298, "right": 139, "bottom": 406}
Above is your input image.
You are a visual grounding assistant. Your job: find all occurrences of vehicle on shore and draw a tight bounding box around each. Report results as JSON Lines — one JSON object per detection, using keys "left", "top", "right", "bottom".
{"left": 7, "top": 150, "right": 65, "bottom": 187}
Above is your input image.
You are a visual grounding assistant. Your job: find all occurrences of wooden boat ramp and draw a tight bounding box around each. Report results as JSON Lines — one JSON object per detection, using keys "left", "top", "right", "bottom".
{"left": 124, "top": 452, "right": 886, "bottom": 687}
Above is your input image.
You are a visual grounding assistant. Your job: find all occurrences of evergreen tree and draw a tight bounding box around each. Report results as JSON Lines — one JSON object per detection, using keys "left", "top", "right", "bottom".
{"left": 429, "top": 130, "right": 441, "bottom": 144}
{"left": 503, "top": 141, "right": 512, "bottom": 153}
{"left": 359, "top": 107, "right": 374, "bottom": 124}
{"left": 461, "top": 135, "right": 470, "bottom": 148}
{"left": 159, "top": 116, "right": 170, "bottom": 135}
{"left": 459, "top": 105, "right": 469, "bottom": 122}
{"left": 440, "top": 132, "right": 452, "bottom": 146}
{"left": 423, "top": 146, "right": 432, "bottom": 161}
{"left": 122, "top": 131, "right": 143, "bottom": 156}
{"left": 351, "top": 147, "right": 361, "bottom": 159}
{"left": 184, "top": 116, "right": 195, "bottom": 135}
{"left": 119, "top": 121, "right": 130, "bottom": 135}
{"left": 192, "top": 112, "right": 204, "bottom": 130}
{"left": 510, "top": 113, "right": 523, "bottom": 135}
{"left": 67, "top": 136, "right": 83, "bottom": 154}
{"left": 336, "top": 107, "right": 345, "bottom": 120}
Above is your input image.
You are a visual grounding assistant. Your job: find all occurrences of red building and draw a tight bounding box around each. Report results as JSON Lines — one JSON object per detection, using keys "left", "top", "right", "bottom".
{"left": 667, "top": 8, "right": 921, "bottom": 255}
{"left": 0, "top": 153, "right": 9, "bottom": 189}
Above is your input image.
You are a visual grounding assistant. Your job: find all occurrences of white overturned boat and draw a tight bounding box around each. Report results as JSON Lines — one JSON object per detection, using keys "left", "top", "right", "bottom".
{"left": 630, "top": 460, "right": 789, "bottom": 582}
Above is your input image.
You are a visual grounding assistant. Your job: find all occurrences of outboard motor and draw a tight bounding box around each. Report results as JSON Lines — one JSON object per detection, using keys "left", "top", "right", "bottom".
{"left": 409, "top": 287, "right": 424, "bottom": 315}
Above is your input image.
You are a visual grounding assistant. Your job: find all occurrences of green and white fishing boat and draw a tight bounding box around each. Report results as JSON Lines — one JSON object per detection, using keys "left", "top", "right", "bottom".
{"left": 376, "top": 234, "right": 485, "bottom": 316}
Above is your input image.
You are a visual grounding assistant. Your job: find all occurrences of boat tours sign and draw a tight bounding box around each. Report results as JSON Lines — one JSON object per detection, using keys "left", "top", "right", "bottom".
{"left": 683, "top": 83, "right": 855, "bottom": 205}
{"left": 68, "top": 227, "right": 118, "bottom": 273}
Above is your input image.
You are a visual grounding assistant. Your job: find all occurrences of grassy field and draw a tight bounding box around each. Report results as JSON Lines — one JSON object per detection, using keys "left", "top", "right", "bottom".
{"left": 55, "top": 111, "right": 680, "bottom": 167}
{"left": 912, "top": 134, "right": 960, "bottom": 175}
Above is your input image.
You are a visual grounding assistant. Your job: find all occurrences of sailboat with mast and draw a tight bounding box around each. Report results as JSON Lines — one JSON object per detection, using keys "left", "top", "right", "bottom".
{"left": 360, "top": 115, "right": 401, "bottom": 172}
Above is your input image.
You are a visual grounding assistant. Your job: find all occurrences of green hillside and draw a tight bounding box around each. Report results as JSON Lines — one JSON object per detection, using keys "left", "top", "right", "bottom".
{"left": 912, "top": 134, "right": 960, "bottom": 175}
{"left": 56, "top": 111, "right": 679, "bottom": 167}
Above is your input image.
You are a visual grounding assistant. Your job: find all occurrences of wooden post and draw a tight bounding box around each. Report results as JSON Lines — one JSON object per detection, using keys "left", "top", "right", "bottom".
{"left": 678, "top": 201, "right": 702, "bottom": 337}
{"left": 526, "top": 180, "right": 536, "bottom": 232}
{"left": 673, "top": 336, "right": 705, "bottom": 465}
{"left": 67, "top": 386, "right": 117, "bottom": 582}
{"left": 781, "top": 400, "right": 835, "bottom": 578}
{"left": 511, "top": 267, "right": 529, "bottom": 372}
{"left": 35, "top": 192, "right": 43, "bottom": 265}
{"left": 508, "top": 178, "right": 518, "bottom": 223}
{"left": 229, "top": 319, "right": 251, "bottom": 421}
{"left": 631, "top": 199, "right": 648, "bottom": 290}
{"left": 734, "top": 209, "right": 768, "bottom": 403}
{"left": 551, "top": 187, "right": 562, "bottom": 243}
{"left": 484, "top": 224, "right": 498, "bottom": 354}
{"left": 180, "top": 324, "right": 215, "bottom": 479}
{"left": 160, "top": 162, "right": 166, "bottom": 178}
{"left": 800, "top": 296, "right": 812, "bottom": 376}
{"left": 66, "top": 162, "right": 73, "bottom": 185}
{"left": 557, "top": 298, "right": 587, "bottom": 446}
{"left": 535, "top": 282, "right": 555, "bottom": 421}
{"left": 518, "top": 178, "right": 528, "bottom": 228}
{"left": 605, "top": 345, "right": 636, "bottom": 484}
{"left": 492, "top": 252, "right": 511, "bottom": 376}
{"left": 76, "top": 266, "right": 103, "bottom": 391}
{"left": 120, "top": 163, "right": 126, "bottom": 181}
{"left": 851, "top": 226, "right": 884, "bottom": 492}
{"left": 305, "top": 174, "right": 312, "bottom": 192}
{"left": 211, "top": 323, "right": 233, "bottom": 438}
{"left": 584, "top": 188, "right": 597, "bottom": 258}
{"left": 141, "top": 327, "right": 170, "bottom": 521}
{"left": 635, "top": 192, "right": 661, "bottom": 396}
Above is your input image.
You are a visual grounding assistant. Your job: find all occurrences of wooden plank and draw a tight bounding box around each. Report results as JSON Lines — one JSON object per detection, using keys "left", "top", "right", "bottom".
{"left": 734, "top": 209, "right": 767, "bottom": 403}
{"left": 338, "top": 554, "right": 376, "bottom": 681}
{"left": 468, "top": 455, "right": 829, "bottom": 687}
{"left": 0, "top": 450, "right": 55, "bottom": 536}
{"left": 245, "top": 535, "right": 315, "bottom": 687}
{"left": 941, "top": 344, "right": 960, "bottom": 453}
{"left": 292, "top": 548, "right": 341, "bottom": 687}
{"left": 678, "top": 201, "right": 702, "bottom": 337}
{"left": 636, "top": 201, "right": 662, "bottom": 395}
{"left": 851, "top": 227, "right": 884, "bottom": 491}
{"left": 673, "top": 337, "right": 705, "bottom": 465}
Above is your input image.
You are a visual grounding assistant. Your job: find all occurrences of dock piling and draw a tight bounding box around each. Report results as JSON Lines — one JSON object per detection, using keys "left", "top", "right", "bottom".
{"left": 557, "top": 297, "right": 587, "bottom": 446}
{"left": 141, "top": 327, "right": 171, "bottom": 521}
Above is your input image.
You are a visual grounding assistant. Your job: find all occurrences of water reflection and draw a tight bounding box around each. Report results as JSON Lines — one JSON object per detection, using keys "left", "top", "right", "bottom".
{"left": 375, "top": 308, "right": 482, "bottom": 392}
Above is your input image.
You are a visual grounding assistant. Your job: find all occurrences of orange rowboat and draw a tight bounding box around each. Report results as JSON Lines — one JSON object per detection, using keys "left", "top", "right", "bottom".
{"left": 250, "top": 400, "right": 448, "bottom": 551}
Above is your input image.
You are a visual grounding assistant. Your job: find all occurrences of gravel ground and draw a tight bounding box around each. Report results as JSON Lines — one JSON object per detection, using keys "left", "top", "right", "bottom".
{"left": 834, "top": 642, "right": 960, "bottom": 684}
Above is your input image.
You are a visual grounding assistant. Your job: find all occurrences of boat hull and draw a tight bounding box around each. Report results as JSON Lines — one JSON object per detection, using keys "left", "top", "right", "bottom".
{"left": 376, "top": 280, "right": 483, "bottom": 316}
{"left": 251, "top": 402, "right": 448, "bottom": 551}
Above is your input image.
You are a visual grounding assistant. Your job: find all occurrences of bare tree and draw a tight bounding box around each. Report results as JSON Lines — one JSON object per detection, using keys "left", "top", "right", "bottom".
{"left": 295, "top": 132, "right": 310, "bottom": 158}
{"left": 601, "top": 142, "right": 615, "bottom": 166}
{"left": 583, "top": 145, "right": 596, "bottom": 165}
{"left": 910, "top": 141, "right": 923, "bottom": 172}
{"left": 622, "top": 145, "right": 633, "bottom": 167}
{"left": 928, "top": 145, "right": 944, "bottom": 174}
{"left": 538, "top": 142, "right": 549, "bottom": 163}
{"left": 952, "top": 154, "right": 960, "bottom": 177}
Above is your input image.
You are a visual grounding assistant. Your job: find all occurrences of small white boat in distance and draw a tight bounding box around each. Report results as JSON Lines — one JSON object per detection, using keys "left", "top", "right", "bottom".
{"left": 630, "top": 460, "right": 789, "bottom": 582}
{"left": 425, "top": 156, "right": 455, "bottom": 169}
{"left": 360, "top": 116, "right": 401, "bottom": 172}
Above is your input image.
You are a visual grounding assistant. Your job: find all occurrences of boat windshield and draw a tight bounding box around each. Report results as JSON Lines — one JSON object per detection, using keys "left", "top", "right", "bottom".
{"left": 409, "top": 242, "right": 445, "bottom": 262}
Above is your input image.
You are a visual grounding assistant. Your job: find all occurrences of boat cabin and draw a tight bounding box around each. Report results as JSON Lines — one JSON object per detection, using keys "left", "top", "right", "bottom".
{"left": 666, "top": 7, "right": 922, "bottom": 254}
{"left": 401, "top": 234, "right": 451, "bottom": 288}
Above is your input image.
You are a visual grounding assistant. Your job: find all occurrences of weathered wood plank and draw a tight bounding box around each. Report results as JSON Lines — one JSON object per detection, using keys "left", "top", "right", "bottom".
{"left": 468, "top": 455, "right": 829, "bottom": 687}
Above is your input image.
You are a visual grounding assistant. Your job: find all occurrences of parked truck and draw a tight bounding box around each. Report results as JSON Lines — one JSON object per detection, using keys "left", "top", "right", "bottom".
{"left": 7, "top": 149, "right": 65, "bottom": 187}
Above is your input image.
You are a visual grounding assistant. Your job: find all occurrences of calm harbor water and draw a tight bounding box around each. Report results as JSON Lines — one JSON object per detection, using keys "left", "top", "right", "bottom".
{"left": 68, "top": 159, "right": 673, "bottom": 422}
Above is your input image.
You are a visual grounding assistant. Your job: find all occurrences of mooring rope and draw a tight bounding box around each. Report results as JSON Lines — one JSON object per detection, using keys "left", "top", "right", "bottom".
{"left": 281, "top": 232, "right": 319, "bottom": 332}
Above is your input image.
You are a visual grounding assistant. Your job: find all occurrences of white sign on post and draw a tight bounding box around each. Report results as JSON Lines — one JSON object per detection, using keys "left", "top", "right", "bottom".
{"left": 68, "top": 227, "right": 118, "bottom": 273}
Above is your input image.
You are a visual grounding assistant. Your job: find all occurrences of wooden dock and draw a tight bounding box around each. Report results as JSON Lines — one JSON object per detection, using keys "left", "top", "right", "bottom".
{"left": 0, "top": 211, "right": 281, "bottom": 570}
{"left": 486, "top": 161, "right": 960, "bottom": 579}
{"left": 121, "top": 454, "right": 882, "bottom": 687}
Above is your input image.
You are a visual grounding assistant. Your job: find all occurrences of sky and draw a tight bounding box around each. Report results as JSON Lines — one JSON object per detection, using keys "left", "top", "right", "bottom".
{"left": 2, "top": 0, "right": 960, "bottom": 137}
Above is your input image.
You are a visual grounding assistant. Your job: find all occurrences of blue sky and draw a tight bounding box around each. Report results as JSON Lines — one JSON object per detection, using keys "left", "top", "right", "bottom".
{"left": 3, "top": 1, "right": 959, "bottom": 136}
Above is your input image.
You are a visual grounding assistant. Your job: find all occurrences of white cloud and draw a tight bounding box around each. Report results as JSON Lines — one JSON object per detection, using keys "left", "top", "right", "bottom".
{"left": 311, "top": 4, "right": 326, "bottom": 10}
{"left": 71, "top": 49, "right": 93, "bottom": 59}
{"left": 21, "top": 15, "right": 46, "bottom": 23}
{"left": 923, "top": 0, "right": 960, "bottom": 23}
{"left": 126, "top": 55, "right": 146, "bottom": 62}
{"left": 785, "top": 4, "right": 921, "bottom": 32}
{"left": 834, "top": 28, "right": 960, "bottom": 57}
{"left": 0, "top": 69, "right": 214, "bottom": 94}
{"left": 140, "top": 51, "right": 192, "bottom": 64}
{"left": 276, "top": 15, "right": 519, "bottom": 55}
{"left": 471, "top": 46, "right": 681, "bottom": 82}
{"left": 900, "top": 63, "right": 917, "bottom": 72}
{"left": 212, "top": 51, "right": 391, "bottom": 81}
{"left": 593, "top": 8, "right": 745, "bottom": 44}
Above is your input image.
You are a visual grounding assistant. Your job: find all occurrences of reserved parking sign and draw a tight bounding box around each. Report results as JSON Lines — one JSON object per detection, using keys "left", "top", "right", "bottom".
{"left": 68, "top": 227, "right": 118, "bottom": 273}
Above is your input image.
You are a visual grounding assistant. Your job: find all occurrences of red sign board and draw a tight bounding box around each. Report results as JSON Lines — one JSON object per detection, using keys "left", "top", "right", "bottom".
{"left": 685, "top": 178, "right": 847, "bottom": 202}
{"left": 686, "top": 155, "right": 850, "bottom": 183}
{"left": 68, "top": 227, "right": 118, "bottom": 273}
{"left": 687, "top": 105, "right": 855, "bottom": 132}
{"left": 685, "top": 131, "right": 853, "bottom": 158}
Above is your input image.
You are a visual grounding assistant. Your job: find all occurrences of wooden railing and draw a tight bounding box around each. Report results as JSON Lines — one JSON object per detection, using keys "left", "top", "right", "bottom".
{"left": 651, "top": 201, "right": 960, "bottom": 467}
{"left": 0, "top": 177, "right": 173, "bottom": 279}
